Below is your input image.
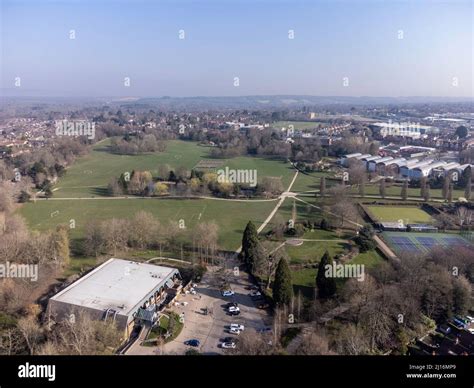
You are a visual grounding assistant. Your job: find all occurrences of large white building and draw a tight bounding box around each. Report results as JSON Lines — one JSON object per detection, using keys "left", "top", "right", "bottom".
{"left": 47, "top": 259, "right": 181, "bottom": 336}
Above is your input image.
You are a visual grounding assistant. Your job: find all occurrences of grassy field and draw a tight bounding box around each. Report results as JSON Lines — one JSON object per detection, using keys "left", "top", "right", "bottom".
{"left": 19, "top": 198, "right": 276, "bottom": 251}
{"left": 290, "top": 171, "right": 333, "bottom": 193}
{"left": 20, "top": 138, "right": 302, "bottom": 253}
{"left": 291, "top": 249, "right": 385, "bottom": 297}
{"left": 53, "top": 139, "right": 295, "bottom": 198}
{"left": 286, "top": 230, "right": 349, "bottom": 264}
{"left": 366, "top": 205, "right": 433, "bottom": 224}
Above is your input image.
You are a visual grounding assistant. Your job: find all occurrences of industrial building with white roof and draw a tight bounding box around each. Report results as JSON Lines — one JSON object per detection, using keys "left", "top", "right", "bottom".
{"left": 47, "top": 258, "right": 181, "bottom": 336}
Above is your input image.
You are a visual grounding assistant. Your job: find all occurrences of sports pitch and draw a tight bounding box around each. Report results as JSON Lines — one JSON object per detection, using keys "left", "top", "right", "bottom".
{"left": 367, "top": 206, "right": 433, "bottom": 224}
{"left": 19, "top": 198, "right": 277, "bottom": 251}
{"left": 382, "top": 232, "right": 473, "bottom": 254}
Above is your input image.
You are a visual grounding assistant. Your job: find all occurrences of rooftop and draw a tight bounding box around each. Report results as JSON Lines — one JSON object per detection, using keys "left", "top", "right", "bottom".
{"left": 50, "top": 258, "right": 178, "bottom": 316}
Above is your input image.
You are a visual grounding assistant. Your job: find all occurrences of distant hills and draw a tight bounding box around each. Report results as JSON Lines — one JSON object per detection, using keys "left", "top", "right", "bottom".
{"left": 1, "top": 93, "right": 472, "bottom": 110}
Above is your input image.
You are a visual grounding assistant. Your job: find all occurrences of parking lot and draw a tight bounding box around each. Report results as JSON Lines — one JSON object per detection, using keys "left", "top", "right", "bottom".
{"left": 128, "top": 262, "right": 271, "bottom": 355}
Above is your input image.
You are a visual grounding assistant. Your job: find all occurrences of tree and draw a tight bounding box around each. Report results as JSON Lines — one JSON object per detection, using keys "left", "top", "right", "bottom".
{"left": 401, "top": 181, "right": 408, "bottom": 201}
{"left": 50, "top": 225, "right": 70, "bottom": 267}
{"left": 17, "top": 315, "right": 43, "bottom": 355}
{"left": 128, "top": 211, "right": 160, "bottom": 249}
{"left": 259, "top": 177, "right": 284, "bottom": 197}
{"left": 379, "top": 180, "right": 386, "bottom": 198}
{"left": 442, "top": 176, "right": 450, "bottom": 200}
{"left": 424, "top": 182, "right": 431, "bottom": 202}
{"left": 154, "top": 182, "right": 168, "bottom": 195}
{"left": 272, "top": 258, "right": 293, "bottom": 306}
{"left": 464, "top": 176, "right": 471, "bottom": 201}
{"left": 18, "top": 191, "right": 31, "bottom": 203}
{"left": 316, "top": 251, "right": 337, "bottom": 299}
{"left": 355, "top": 225, "right": 376, "bottom": 252}
{"left": 420, "top": 177, "right": 427, "bottom": 199}
{"left": 452, "top": 276, "right": 471, "bottom": 315}
{"left": 241, "top": 221, "right": 259, "bottom": 270}
{"left": 320, "top": 218, "right": 329, "bottom": 230}
{"left": 358, "top": 176, "right": 366, "bottom": 197}
{"left": 193, "top": 222, "right": 219, "bottom": 264}
{"left": 447, "top": 183, "right": 453, "bottom": 203}
{"left": 319, "top": 177, "right": 326, "bottom": 197}
{"left": 44, "top": 186, "right": 53, "bottom": 199}
{"left": 107, "top": 178, "right": 122, "bottom": 197}
{"left": 294, "top": 330, "right": 333, "bottom": 355}
{"left": 455, "top": 125, "right": 468, "bottom": 139}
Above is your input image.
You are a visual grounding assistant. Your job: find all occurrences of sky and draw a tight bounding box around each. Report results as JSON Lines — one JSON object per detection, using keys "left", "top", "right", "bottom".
{"left": 1, "top": 0, "right": 473, "bottom": 98}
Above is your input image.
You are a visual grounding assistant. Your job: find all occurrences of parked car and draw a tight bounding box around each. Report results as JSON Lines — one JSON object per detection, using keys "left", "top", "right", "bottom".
{"left": 226, "top": 302, "right": 238, "bottom": 308}
{"left": 465, "top": 315, "right": 474, "bottom": 323}
{"left": 229, "top": 310, "right": 241, "bottom": 316}
{"left": 451, "top": 319, "right": 465, "bottom": 329}
{"left": 230, "top": 323, "right": 245, "bottom": 331}
{"left": 455, "top": 316, "right": 469, "bottom": 325}
{"left": 437, "top": 324, "right": 451, "bottom": 335}
{"left": 468, "top": 328, "right": 474, "bottom": 334}
{"left": 229, "top": 327, "right": 241, "bottom": 335}
{"left": 221, "top": 342, "right": 236, "bottom": 349}
{"left": 250, "top": 290, "right": 262, "bottom": 297}
{"left": 184, "top": 339, "right": 200, "bottom": 347}
{"left": 222, "top": 290, "right": 235, "bottom": 297}
{"left": 228, "top": 306, "right": 240, "bottom": 313}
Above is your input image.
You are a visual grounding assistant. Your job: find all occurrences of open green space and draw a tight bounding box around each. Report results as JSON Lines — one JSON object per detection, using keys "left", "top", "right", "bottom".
{"left": 286, "top": 230, "right": 348, "bottom": 264}
{"left": 19, "top": 198, "right": 276, "bottom": 251}
{"left": 350, "top": 250, "right": 385, "bottom": 269}
{"left": 53, "top": 139, "right": 295, "bottom": 198}
{"left": 291, "top": 171, "right": 334, "bottom": 193}
{"left": 290, "top": 249, "right": 385, "bottom": 298}
{"left": 366, "top": 205, "right": 433, "bottom": 224}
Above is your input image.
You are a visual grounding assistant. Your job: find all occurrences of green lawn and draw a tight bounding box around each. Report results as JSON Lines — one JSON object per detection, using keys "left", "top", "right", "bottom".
{"left": 291, "top": 249, "right": 384, "bottom": 298}
{"left": 291, "top": 268, "right": 317, "bottom": 298}
{"left": 366, "top": 205, "right": 433, "bottom": 224}
{"left": 19, "top": 198, "right": 276, "bottom": 251}
{"left": 147, "top": 312, "right": 184, "bottom": 344}
{"left": 53, "top": 139, "right": 295, "bottom": 198}
{"left": 286, "top": 233, "right": 348, "bottom": 265}
{"left": 350, "top": 250, "right": 385, "bottom": 269}
{"left": 291, "top": 171, "right": 334, "bottom": 193}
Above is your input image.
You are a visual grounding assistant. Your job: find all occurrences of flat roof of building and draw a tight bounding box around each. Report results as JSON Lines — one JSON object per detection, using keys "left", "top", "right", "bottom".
{"left": 50, "top": 258, "right": 178, "bottom": 316}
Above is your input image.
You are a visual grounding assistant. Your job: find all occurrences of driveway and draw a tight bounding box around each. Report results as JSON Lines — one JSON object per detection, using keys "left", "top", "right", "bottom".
{"left": 128, "top": 263, "right": 271, "bottom": 355}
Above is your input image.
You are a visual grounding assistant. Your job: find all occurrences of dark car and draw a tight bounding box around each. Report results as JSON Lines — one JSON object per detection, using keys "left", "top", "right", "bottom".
{"left": 436, "top": 324, "right": 451, "bottom": 335}
{"left": 184, "top": 339, "right": 200, "bottom": 347}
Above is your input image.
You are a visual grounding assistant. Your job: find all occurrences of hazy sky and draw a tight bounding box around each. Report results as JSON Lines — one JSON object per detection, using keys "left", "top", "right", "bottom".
{"left": 1, "top": 0, "right": 472, "bottom": 97}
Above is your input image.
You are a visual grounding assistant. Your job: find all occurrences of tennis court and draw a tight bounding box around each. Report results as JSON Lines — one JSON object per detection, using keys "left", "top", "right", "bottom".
{"left": 383, "top": 232, "right": 472, "bottom": 254}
